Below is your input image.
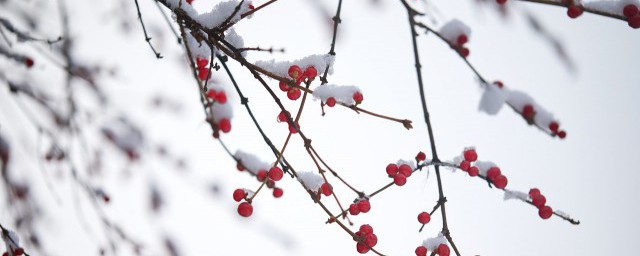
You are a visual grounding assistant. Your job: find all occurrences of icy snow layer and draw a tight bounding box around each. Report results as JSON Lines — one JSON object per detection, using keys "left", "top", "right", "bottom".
{"left": 225, "top": 28, "right": 247, "bottom": 57}
{"left": 473, "top": 160, "right": 498, "bottom": 177}
{"left": 165, "top": 0, "right": 199, "bottom": 18}
{"left": 478, "top": 84, "right": 557, "bottom": 133}
{"left": 439, "top": 19, "right": 471, "bottom": 44}
{"left": 504, "top": 189, "right": 529, "bottom": 201}
{"left": 583, "top": 0, "right": 640, "bottom": 16}
{"left": 297, "top": 171, "right": 324, "bottom": 192}
{"left": 422, "top": 233, "right": 448, "bottom": 251}
{"left": 312, "top": 84, "right": 361, "bottom": 105}
{"left": 235, "top": 150, "right": 270, "bottom": 175}
{"left": 254, "top": 54, "right": 336, "bottom": 79}
{"left": 185, "top": 29, "right": 214, "bottom": 59}
{"left": 397, "top": 159, "right": 417, "bottom": 170}
{"left": 196, "top": 0, "right": 253, "bottom": 29}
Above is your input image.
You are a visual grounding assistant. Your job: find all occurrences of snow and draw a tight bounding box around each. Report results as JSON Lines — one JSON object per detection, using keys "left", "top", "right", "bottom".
{"left": 234, "top": 150, "right": 270, "bottom": 175}
{"left": 397, "top": 159, "right": 417, "bottom": 170}
{"left": 503, "top": 189, "right": 529, "bottom": 201}
{"left": 583, "top": 0, "right": 639, "bottom": 16}
{"left": 185, "top": 29, "right": 214, "bottom": 59}
{"left": 225, "top": 28, "right": 247, "bottom": 57}
{"left": 101, "top": 119, "right": 144, "bottom": 154}
{"left": 439, "top": 19, "right": 471, "bottom": 45}
{"left": 296, "top": 171, "right": 324, "bottom": 192}
{"left": 312, "top": 84, "right": 362, "bottom": 105}
{"left": 254, "top": 54, "right": 336, "bottom": 79}
{"left": 478, "top": 83, "right": 506, "bottom": 115}
{"left": 473, "top": 160, "right": 497, "bottom": 176}
{"left": 196, "top": 0, "right": 253, "bottom": 29}
{"left": 210, "top": 101, "right": 233, "bottom": 122}
{"left": 422, "top": 233, "right": 448, "bottom": 251}
{"left": 165, "top": 0, "right": 199, "bottom": 19}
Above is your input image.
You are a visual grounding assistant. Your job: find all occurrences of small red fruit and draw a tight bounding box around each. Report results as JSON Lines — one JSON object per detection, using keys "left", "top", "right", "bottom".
{"left": 486, "top": 167, "right": 501, "bottom": 181}
{"left": 279, "top": 81, "right": 290, "bottom": 91}
{"left": 437, "top": 244, "right": 450, "bottom": 256}
{"left": 629, "top": 15, "right": 640, "bottom": 29}
{"left": 25, "top": 58, "right": 34, "bottom": 68}
{"left": 459, "top": 161, "right": 470, "bottom": 171}
{"left": 237, "top": 202, "right": 253, "bottom": 217}
{"left": 14, "top": 248, "right": 24, "bottom": 256}
{"left": 624, "top": 5, "right": 639, "bottom": 18}
{"left": 266, "top": 180, "right": 276, "bottom": 188}
{"left": 415, "top": 246, "right": 428, "bottom": 256}
{"left": 233, "top": 189, "right": 246, "bottom": 202}
{"left": 273, "top": 187, "right": 284, "bottom": 198}
{"left": 365, "top": 233, "right": 378, "bottom": 247}
{"left": 288, "top": 122, "right": 299, "bottom": 134}
{"left": 417, "top": 212, "right": 431, "bottom": 224}
{"left": 248, "top": 4, "right": 255, "bottom": 10}
{"left": 269, "top": 166, "right": 284, "bottom": 181}
{"left": 493, "top": 174, "right": 508, "bottom": 189}
{"left": 206, "top": 89, "right": 217, "bottom": 99}
{"left": 215, "top": 91, "right": 227, "bottom": 104}
{"left": 394, "top": 173, "right": 407, "bottom": 186}
{"left": 463, "top": 149, "right": 477, "bottom": 162}
{"left": 459, "top": 47, "right": 470, "bottom": 58}
{"left": 539, "top": 205, "right": 553, "bottom": 219}
{"left": 529, "top": 188, "right": 541, "bottom": 198}
{"left": 386, "top": 163, "right": 399, "bottom": 177}
{"left": 349, "top": 203, "right": 360, "bottom": 215}
{"left": 468, "top": 166, "right": 479, "bottom": 177}
{"left": 287, "top": 88, "right": 301, "bottom": 100}
{"left": 257, "top": 170, "right": 267, "bottom": 182}
{"left": 196, "top": 57, "right": 208, "bottom": 68}
{"left": 548, "top": 121, "right": 559, "bottom": 132}
{"left": 567, "top": 5, "right": 583, "bottom": 19}
{"left": 399, "top": 164, "right": 412, "bottom": 177}
{"left": 496, "top": 0, "right": 507, "bottom": 4}
{"left": 557, "top": 130, "right": 567, "bottom": 139}
{"left": 359, "top": 224, "right": 374, "bottom": 234}
{"left": 357, "top": 200, "right": 371, "bottom": 213}
{"left": 321, "top": 183, "right": 333, "bottom": 196}
{"left": 456, "top": 34, "right": 468, "bottom": 45}
{"left": 277, "top": 111, "right": 288, "bottom": 122}
{"left": 356, "top": 242, "right": 369, "bottom": 254}
{"left": 493, "top": 80, "right": 504, "bottom": 88}
{"left": 353, "top": 91, "right": 364, "bottom": 104}
{"left": 326, "top": 97, "right": 336, "bottom": 107}
{"left": 288, "top": 65, "right": 302, "bottom": 79}
{"left": 416, "top": 151, "right": 427, "bottom": 161}
{"left": 186, "top": 0, "right": 194, "bottom": 4}
{"left": 532, "top": 194, "right": 547, "bottom": 208}
{"left": 304, "top": 66, "right": 318, "bottom": 80}
{"left": 522, "top": 104, "right": 535, "bottom": 119}
{"left": 198, "top": 67, "right": 209, "bottom": 80}
{"left": 219, "top": 118, "right": 231, "bottom": 133}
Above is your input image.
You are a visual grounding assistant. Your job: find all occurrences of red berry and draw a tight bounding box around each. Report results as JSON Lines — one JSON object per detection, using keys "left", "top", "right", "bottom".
{"left": 356, "top": 242, "right": 369, "bottom": 254}
{"left": 25, "top": 58, "right": 34, "bottom": 68}
{"left": 548, "top": 121, "right": 559, "bottom": 132}
{"left": 257, "top": 170, "right": 267, "bottom": 182}
{"left": 529, "top": 188, "right": 541, "bottom": 199}
{"left": 349, "top": 203, "right": 360, "bottom": 215}
{"left": 417, "top": 212, "right": 431, "bottom": 224}
{"left": 629, "top": 15, "right": 640, "bottom": 29}
{"left": 437, "top": 244, "right": 450, "bottom": 256}
{"left": 456, "top": 34, "right": 468, "bottom": 45}
{"left": 459, "top": 161, "right": 470, "bottom": 171}
{"left": 273, "top": 187, "right": 284, "bottom": 198}
{"left": 288, "top": 65, "right": 302, "bottom": 79}
{"left": 279, "top": 81, "right": 290, "bottom": 91}
{"left": 269, "top": 166, "right": 284, "bottom": 181}
{"left": 365, "top": 233, "right": 378, "bottom": 247}
{"left": 468, "top": 166, "right": 479, "bottom": 177}
{"left": 215, "top": 91, "right": 227, "bottom": 104}
{"left": 353, "top": 91, "right": 364, "bottom": 104}
{"left": 233, "top": 189, "right": 245, "bottom": 202}
{"left": 196, "top": 57, "right": 208, "bottom": 68}
{"left": 416, "top": 151, "right": 427, "bottom": 161}
{"left": 198, "top": 67, "right": 209, "bottom": 80}
{"left": 304, "top": 66, "right": 318, "bottom": 80}
{"left": 237, "top": 202, "right": 253, "bottom": 217}
{"left": 320, "top": 183, "right": 333, "bottom": 196}
{"left": 249, "top": 4, "right": 255, "bottom": 10}
{"left": 532, "top": 194, "right": 547, "bottom": 208}
{"left": 399, "top": 164, "right": 412, "bottom": 177}
{"left": 386, "top": 163, "right": 398, "bottom": 177}
{"left": 357, "top": 200, "right": 371, "bottom": 213}
{"left": 394, "top": 173, "right": 407, "bottom": 186}
{"left": 623, "top": 4, "right": 639, "bottom": 18}
{"left": 2, "top": 252, "right": 7, "bottom": 256}
{"left": 288, "top": 122, "right": 299, "bottom": 134}
{"left": 206, "top": 89, "right": 217, "bottom": 99}
{"left": 557, "top": 130, "right": 567, "bottom": 139}
{"left": 287, "top": 88, "right": 301, "bottom": 100}
{"left": 14, "top": 248, "right": 24, "bottom": 256}
{"left": 539, "top": 205, "right": 553, "bottom": 219}
{"left": 186, "top": 0, "right": 194, "bottom": 4}
{"left": 415, "top": 246, "right": 428, "bottom": 256}
{"left": 493, "top": 174, "right": 508, "bottom": 189}
{"left": 522, "top": 104, "right": 535, "bottom": 119}
{"left": 496, "top": 0, "right": 507, "bottom": 4}
{"left": 463, "top": 149, "right": 477, "bottom": 162}
{"left": 567, "top": 5, "right": 583, "bottom": 19}
{"left": 237, "top": 162, "right": 245, "bottom": 171}
{"left": 277, "top": 111, "right": 288, "bottom": 122}
{"left": 493, "top": 80, "right": 504, "bottom": 88}
{"left": 219, "top": 118, "right": 231, "bottom": 133}
{"left": 486, "top": 167, "right": 501, "bottom": 181}
{"left": 459, "top": 47, "right": 470, "bottom": 57}
{"left": 266, "top": 180, "right": 276, "bottom": 188}
{"left": 359, "top": 224, "right": 374, "bottom": 234}
{"left": 326, "top": 97, "right": 336, "bottom": 107}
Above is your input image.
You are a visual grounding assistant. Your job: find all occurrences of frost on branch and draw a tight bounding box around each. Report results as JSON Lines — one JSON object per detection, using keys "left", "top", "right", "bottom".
{"left": 473, "top": 160, "right": 498, "bottom": 177}
{"left": 255, "top": 54, "right": 335, "bottom": 79}
{"left": 503, "top": 189, "right": 529, "bottom": 201}
{"left": 313, "top": 84, "right": 362, "bottom": 105}
{"left": 196, "top": 0, "right": 253, "bottom": 29}
{"left": 1, "top": 228, "right": 22, "bottom": 255}
{"left": 583, "top": 0, "right": 640, "bottom": 16}
{"left": 296, "top": 171, "right": 324, "bottom": 192}
{"left": 422, "top": 233, "right": 448, "bottom": 251}
{"left": 439, "top": 19, "right": 471, "bottom": 45}
{"left": 234, "top": 150, "right": 270, "bottom": 175}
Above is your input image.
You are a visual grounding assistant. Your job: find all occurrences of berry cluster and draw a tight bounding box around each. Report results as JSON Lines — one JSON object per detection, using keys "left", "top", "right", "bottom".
{"left": 349, "top": 199, "right": 371, "bottom": 215}
{"left": 453, "top": 33, "right": 470, "bottom": 58}
{"left": 233, "top": 166, "right": 285, "bottom": 217}
{"left": 279, "top": 65, "right": 318, "bottom": 101}
{"left": 624, "top": 4, "right": 640, "bottom": 28}
{"left": 458, "top": 148, "right": 508, "bottom": 189}
{"left": 277, "top": 110, "right": 300, "bottom": 134}
{"left": 196, "top": 57, "right": 210, "bottom": 81}
{"left": 529, "top": 188, "right": 554, "bottom": 219}
{"left": 355, "top": 224, "right": 378, "bottom": 254}
{"left": 1, "top": 248, "right": 24, "bottom": 256}
{"left": 385, "top": 162, "right": 413, "bottom": 186}
{"left": 415, "top": 244, "right": 450, "bottom": 256}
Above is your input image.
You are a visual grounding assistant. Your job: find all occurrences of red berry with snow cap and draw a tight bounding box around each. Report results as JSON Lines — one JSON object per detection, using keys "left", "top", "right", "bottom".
{"left": 215, "top": 91, "right": 227, "bottom": 104}
{"left": 416, "top": 151, "right": 427, "bottom": 161}
{"left": 269, "top": 166, "right": 284, "bottom": 181}
{"left": 456, "top": 34, "right": 468, "bottom": 45}
{"left": 549, "top": 121, "right": 559, "bottom": 132}
{"left": 459, "top": 161, "right": 470, "bottom": 171}
{"left": 320, "top": 183, "right": 333, "bottom": 196}
{"left": 326, "top": 97, "right": 336, "bottom": 107}
{"left": 418, "top": 212, "right": 431, "bottom": 224}
{"left": 233, "top": 189, "right": 246, "bottom": 202}
{"left": 522, "top": 104, "right": 535, "bottom": 119}
{"left": 353, "top": 91, "right": 364, "bottom": 104}
{"left": 288, "top": 65, "right": 302, "bottom": 79}
{"left": 219, "top": 118, "right": 231, "bottom": 133}
{"left": 486, "top": 167, "right": 501, "bottom": 181}
{"left": 399, "top": 164, "right": 412, "bottom": 177}
{"left": 304, "top": 66, "right": 318, "bottom": 80}
{"left": 624, "top": 4, "right": 639, "bottom": 18}
{"left": 237, "top": 202, "right": 253, "bottom": 217}
{"left": 196, "top": 57, "right": 208, "bottom": 68}
{"left": 257, "top": 170, "right": 267, "bottom": 182}
{"left": 198, "top": 67, "right": 209, "bottom": 81}
{"left": 463, "top": 149, "right": 477, "bottom": 162}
